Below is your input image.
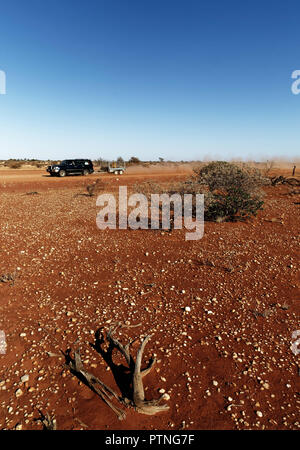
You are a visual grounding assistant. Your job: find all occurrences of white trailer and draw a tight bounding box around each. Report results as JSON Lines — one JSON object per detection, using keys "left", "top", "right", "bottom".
{"left": 98, "top": 161, "right": 126, "bottom": 175}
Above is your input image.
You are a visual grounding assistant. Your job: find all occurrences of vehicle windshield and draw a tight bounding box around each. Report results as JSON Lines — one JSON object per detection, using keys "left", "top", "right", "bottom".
{"left": 60, "top": 160, "right": 69, "bottom": 165}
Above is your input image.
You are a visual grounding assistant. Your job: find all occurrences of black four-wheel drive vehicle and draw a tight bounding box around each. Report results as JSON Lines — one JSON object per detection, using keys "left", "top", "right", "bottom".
{"left": 47, "top": 159, "right": 94, "bottom": 177}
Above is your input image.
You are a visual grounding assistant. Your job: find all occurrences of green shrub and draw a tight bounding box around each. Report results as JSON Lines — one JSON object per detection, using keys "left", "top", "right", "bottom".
{"left": 132, "top": 161, "right": 267, "bottom": 223}
{"left": 194, "top": 161, "right": 268, "bottom": 221}
{"left": 204, "top": 187, "right": 264, "bottom": 221}
{"left": 194, "top": 161, "right": 268, "bottom": 193}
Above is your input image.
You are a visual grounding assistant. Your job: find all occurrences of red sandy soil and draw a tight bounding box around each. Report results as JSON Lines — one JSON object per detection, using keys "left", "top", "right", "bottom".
{"left": 0, "top": 167, "right": 299, "bottom": 430}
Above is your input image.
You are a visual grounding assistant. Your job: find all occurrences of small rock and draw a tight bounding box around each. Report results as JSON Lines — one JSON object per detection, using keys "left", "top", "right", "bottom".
{"left": 21, "top": 375, "right": 29, "bottom": 383}
{"left": 15, "top": 388, "right": 23, "bottom": 398}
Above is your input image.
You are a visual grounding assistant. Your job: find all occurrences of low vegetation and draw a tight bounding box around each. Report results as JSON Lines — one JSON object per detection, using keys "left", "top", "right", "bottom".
{"left": 135, "top": 161, "right": 269, "bottom": 222}
{"left": 195, "top": 161, "right": 269, "bottom": 221}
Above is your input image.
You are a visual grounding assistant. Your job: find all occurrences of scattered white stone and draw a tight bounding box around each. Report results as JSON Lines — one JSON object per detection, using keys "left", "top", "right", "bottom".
{"left": 15, "top": 388, "right": 23, "bottom": 398}
{"left": 256, "top": 411, "right": 263, "bottom": 418}
{"left": 21, "top": 375, "right": 29, "bottom": 383}
{"left": 184, "top": 306, "right": 191, "bottom": 312}
{"left": 158, "top": 388, "right": 165, "bottom": 394}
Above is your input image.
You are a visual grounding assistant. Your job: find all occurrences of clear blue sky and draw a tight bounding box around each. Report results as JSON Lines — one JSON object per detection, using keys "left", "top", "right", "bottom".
{"left": 0, "top": 0, "right": 299, "bottom": 161}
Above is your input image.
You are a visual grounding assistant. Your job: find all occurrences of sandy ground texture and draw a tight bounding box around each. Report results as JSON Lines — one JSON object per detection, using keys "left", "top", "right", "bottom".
{"left": 0, "top": 167, "right": 299, "bottom": 430}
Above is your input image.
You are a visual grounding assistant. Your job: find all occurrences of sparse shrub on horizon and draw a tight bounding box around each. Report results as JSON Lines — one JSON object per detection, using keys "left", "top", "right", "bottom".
{"left": 127, "top": 156, "right": 141, "bottom": 166}
{"left": 4, "top": 160, "right": 23, "bottom": 169}
{"left": 30, "top": 160, "right": 45, "bottom": 168}
{"left": 3, "top": 159, "right": 50, "bottom": 169}
{"left": 133, "top": 161, "right": 268, "bottom": 223}
{"left": 116, "top": 156, "right": 124, "bottom": 166}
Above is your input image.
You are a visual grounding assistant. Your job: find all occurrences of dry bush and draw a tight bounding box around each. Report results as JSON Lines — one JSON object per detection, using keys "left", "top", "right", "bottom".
{"left": 263, "top": 160, "right": 275, "bottom": 176}
{"left": 127, "top": 156, "right": 141, "bottom": 166}
{"left": 4, "top": 160, "right": 23, "bottom": 169}
{"left": 133, "top": 161, "right": 268, "bottom": 222}
{"left": 31, "top": 161, "right": 45, "bottom": 168}
{"left": 194, "top": 161, "right": 269, "bottom": 193}
{"left": 193, "top": 161, "right": 268, "bottom": 221}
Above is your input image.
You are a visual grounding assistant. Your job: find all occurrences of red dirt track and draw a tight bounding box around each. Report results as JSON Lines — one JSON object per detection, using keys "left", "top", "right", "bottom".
{"left": 0, "top": 167, "right": 299, "bottom": 430}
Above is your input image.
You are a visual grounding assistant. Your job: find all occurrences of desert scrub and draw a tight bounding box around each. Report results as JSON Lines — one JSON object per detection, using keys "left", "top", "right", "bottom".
{"left": 4, "top": 160, "right": 23, "bottom": 169}
{"left": 133, "top": 161, "right": 268, "bottom": 223}
{"left": 132, "top": 178, "right": 204, "bottom": 225}
{"left": 194, "top": 161, "right": 268, "bottom": 221}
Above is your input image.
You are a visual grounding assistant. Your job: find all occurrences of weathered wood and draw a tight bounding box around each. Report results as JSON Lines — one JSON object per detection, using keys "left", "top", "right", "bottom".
{"left": 64, "top": 323, "right": 169, "bottom": 419}
{"left": 66, "top": 348, "right": 126, "bottom": 420}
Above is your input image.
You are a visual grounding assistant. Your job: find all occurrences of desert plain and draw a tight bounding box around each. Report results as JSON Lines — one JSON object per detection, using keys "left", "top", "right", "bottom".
{"left": 0, "top": 162, "right": 299, "bottom": 430}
